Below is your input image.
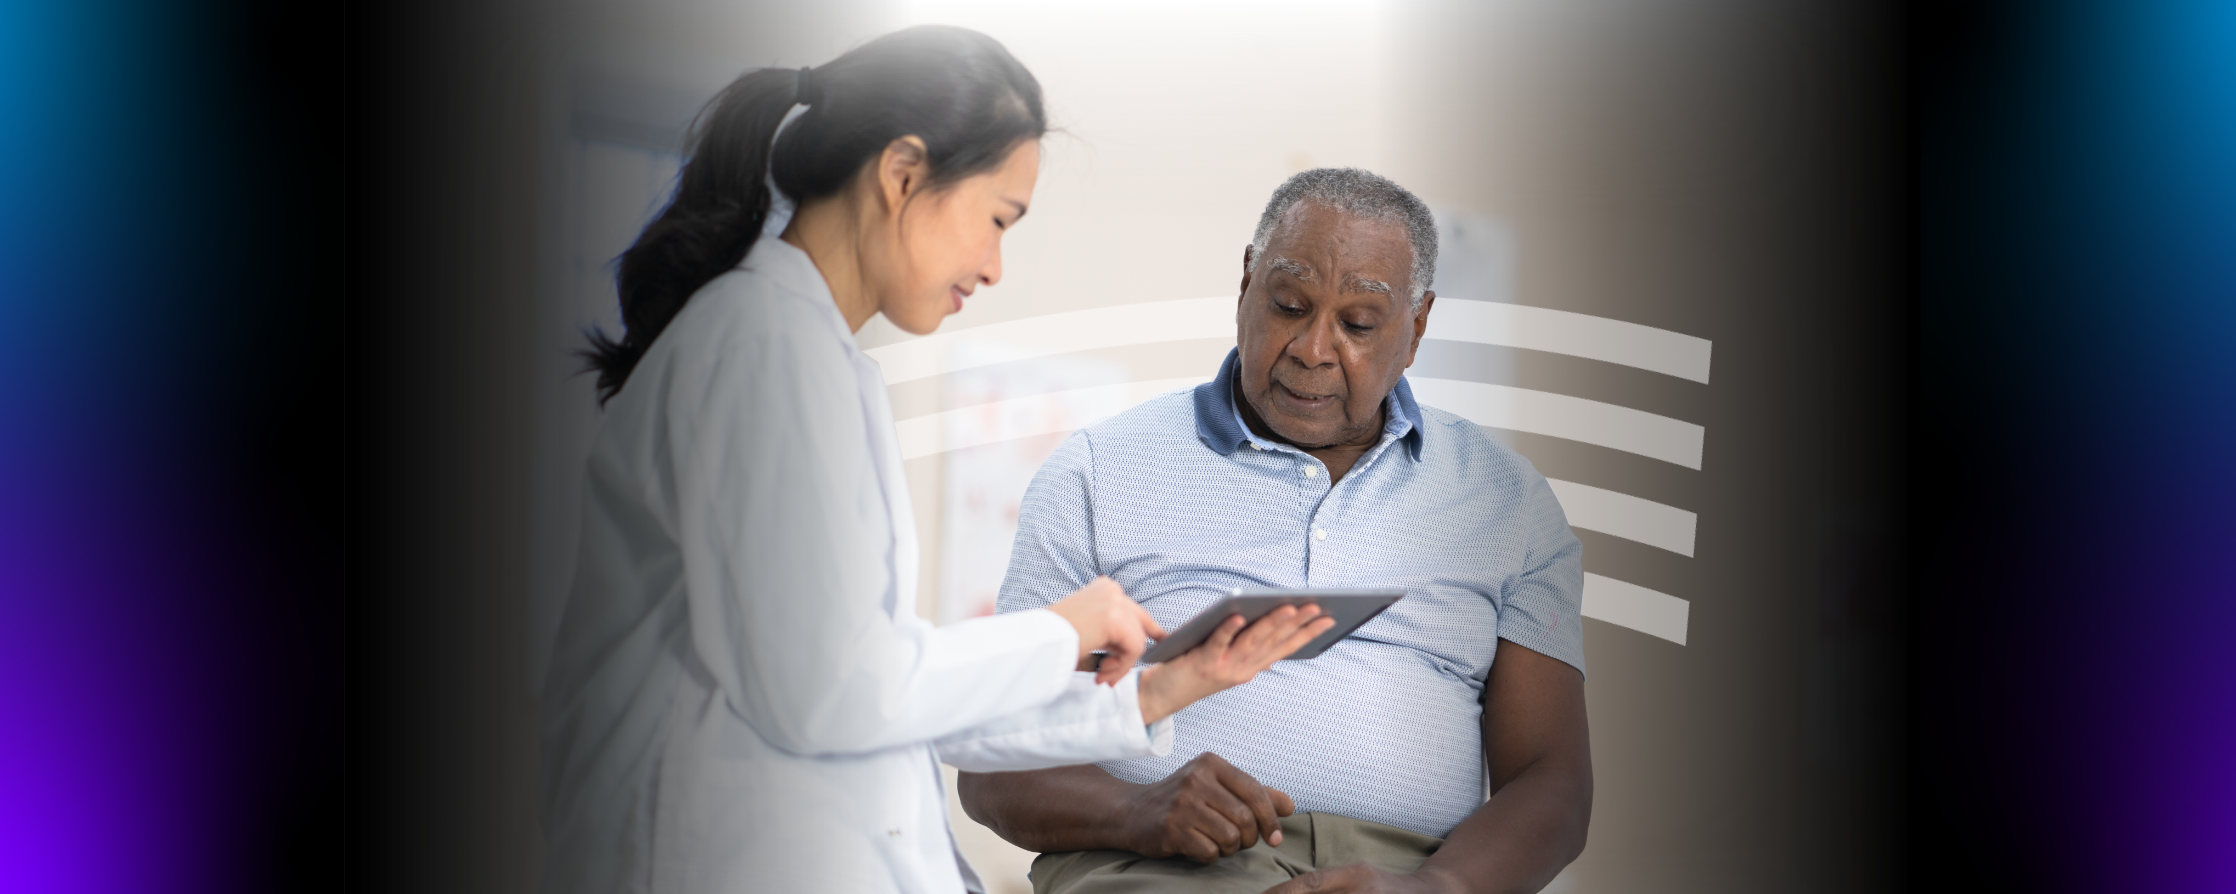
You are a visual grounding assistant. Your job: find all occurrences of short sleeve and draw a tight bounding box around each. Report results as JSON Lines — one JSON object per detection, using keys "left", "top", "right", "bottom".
{"left": 1494, "top": 471, "right": 1588, "bottom": 677}
{"left": 995, "top": 430, "right": 1101, "bottom": 614}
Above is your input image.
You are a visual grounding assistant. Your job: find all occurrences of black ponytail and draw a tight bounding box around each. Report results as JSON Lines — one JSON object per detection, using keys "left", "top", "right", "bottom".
{"left": 583, "top": 25, "right": 1048, "bottom": 405}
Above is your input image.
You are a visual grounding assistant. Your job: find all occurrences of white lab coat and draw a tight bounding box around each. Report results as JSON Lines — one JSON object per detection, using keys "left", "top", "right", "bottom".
{"left": 538, "top": 237, "right": 1173, "bottom": 894}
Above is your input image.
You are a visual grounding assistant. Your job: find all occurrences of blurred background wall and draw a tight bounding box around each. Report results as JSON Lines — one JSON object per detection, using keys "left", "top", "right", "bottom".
{"left": 416, "top": 2, "right": 1907, "bottom": 892}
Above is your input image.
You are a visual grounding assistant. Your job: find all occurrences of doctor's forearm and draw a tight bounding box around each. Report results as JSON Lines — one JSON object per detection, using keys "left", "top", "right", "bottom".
{"left": 957, "top": 765, "right": 1143, "bottom": 853}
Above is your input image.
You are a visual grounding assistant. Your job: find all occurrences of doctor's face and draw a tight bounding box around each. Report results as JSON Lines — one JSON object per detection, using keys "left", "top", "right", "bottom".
{"left": 1233, "top": 201, "right": 1432, "bottom": 450}
{"left": 876, "top": 139, "right": 1039, "bottom": 335}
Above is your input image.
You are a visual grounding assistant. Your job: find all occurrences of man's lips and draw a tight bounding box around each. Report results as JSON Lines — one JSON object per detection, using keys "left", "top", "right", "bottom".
{"left": 1272, "top": 380, "right": 1339, "bottom": 407}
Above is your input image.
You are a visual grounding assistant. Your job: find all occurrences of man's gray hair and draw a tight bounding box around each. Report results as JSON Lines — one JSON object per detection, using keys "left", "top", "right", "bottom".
{"left": 1248, "top": 167, "right": 1439, "bottom": 311}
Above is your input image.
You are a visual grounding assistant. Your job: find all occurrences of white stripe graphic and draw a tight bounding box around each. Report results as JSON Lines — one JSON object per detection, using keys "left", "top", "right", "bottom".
{"left": 865, "top": 297, "right": 1713, "bottom": 385}
{"left": 868, "top": 297, "right": 1234, "bottom": 385}
{"left": 894, "top": 377, "right": 1211, "bottom": 461}
{"left": 1430, "top": 299, "right": 1713, "bottom": 384}
{"left": 1406, "top": 378, "right": 1706, "bottom": 469}
{"left": 1582, "top": 573, "right": 1691, "bottom": 645}
{"left": 1546, "top": 479, "right": 1698, "bottom": 557}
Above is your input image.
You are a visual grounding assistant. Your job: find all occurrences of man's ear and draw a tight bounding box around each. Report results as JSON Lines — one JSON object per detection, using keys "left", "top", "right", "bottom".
{"left": 876, "top": 135, "right": 932, "bottom": 212}
{"left": 1405, "top": 290, "right": 1435, "bottom": 367}
{"left": 1238, "top": 244, "right": 1256, "bottom": 304}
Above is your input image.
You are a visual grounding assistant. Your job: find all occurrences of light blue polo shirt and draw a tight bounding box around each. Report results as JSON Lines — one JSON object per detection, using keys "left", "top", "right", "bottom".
{"left": 995, "top": 348, "right": 1585, "bottom": 838}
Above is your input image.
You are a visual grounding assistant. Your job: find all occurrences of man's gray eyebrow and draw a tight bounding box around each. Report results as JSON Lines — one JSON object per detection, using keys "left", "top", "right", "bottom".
{"left": 1351, "top": 277, "right": 1392, "bottom": 294}
{"left": 1267, "top": 257, "right": 1312, "bottom": 278}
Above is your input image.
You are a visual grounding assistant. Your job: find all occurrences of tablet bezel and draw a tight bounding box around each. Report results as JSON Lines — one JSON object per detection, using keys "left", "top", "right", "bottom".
{"left": 1138, "top": 587, "right": 1405, "bottom": 664}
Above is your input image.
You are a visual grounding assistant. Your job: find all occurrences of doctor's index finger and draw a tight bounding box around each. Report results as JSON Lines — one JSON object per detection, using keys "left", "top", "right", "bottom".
{"left": 1130, "top": 600, "right": 1168, "bottom": 641}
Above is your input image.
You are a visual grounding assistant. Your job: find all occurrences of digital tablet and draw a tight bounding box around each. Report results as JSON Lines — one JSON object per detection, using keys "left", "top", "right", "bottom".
{"left": 1138, "top": 588, "right": 1405, "bottom": 664}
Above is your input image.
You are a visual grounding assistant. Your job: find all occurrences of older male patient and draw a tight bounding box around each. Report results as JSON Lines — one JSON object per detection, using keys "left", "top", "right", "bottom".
{"left": 958, "top": 168, "right": 1591, "bottom": 894}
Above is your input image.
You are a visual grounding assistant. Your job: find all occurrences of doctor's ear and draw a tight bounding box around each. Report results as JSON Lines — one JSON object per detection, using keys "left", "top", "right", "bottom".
{"left": 876, "top": 135, "right": 932, "bottom": 209}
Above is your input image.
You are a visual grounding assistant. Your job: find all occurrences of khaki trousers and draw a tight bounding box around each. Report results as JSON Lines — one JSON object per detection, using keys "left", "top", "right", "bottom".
{"left": 1028, "top": 812, "right": 1443, "bottom": 894}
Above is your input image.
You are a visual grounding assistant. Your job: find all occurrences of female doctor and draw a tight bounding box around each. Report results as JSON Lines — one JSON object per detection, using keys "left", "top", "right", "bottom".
{"left": 539, "top": 26, "right": 1332, "bottom": 894}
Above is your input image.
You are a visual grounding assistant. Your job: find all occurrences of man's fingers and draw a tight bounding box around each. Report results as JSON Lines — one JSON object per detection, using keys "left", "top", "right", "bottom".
{"left": 1268, "top": 786, "right": 1296, "bottom": 816}
{"left": 1239, "top": 773, "right": 1282, "bottom": 846}
{"left": 1206, "top": 751, "right": 1281, "bottom": 845}
{"left": 1212, "top": 762, "right": 1280, "bottom": 848}
{"left": 1181, "top": 829, "right": 1226, "bottom": 863}
{"left": 1200, "top": 784, "right": 1262, "bottom": 851}
{"left": 1193, "top": 808, "right": 1248, "bottom": 857}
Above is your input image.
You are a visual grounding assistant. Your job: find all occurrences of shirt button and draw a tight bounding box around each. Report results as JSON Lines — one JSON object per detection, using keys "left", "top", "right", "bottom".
{"left": 1314, "top": 528, "right": 1328, "bottom": 541}
{"left": 1303, "top": 467, "right": 1318, "bottom": 479}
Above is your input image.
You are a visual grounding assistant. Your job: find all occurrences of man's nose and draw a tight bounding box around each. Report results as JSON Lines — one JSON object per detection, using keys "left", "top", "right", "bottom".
{"left": 1286, "top": 312, "right": 1339, "bottom": 368}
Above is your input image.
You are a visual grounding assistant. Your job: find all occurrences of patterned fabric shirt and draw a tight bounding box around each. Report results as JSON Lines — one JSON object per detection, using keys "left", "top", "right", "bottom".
{"left": 995, "top": 348, "right": 1586, "bottom": 839}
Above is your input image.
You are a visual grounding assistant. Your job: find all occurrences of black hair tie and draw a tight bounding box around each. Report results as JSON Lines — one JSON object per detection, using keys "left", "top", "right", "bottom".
{"left": 796, "top": 66, "right": 819, "bottom": 105}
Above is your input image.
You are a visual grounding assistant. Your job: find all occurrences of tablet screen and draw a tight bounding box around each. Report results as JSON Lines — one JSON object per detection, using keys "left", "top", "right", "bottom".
{"left": 1139, "top": 588, "right": 1405, "bottom": 664}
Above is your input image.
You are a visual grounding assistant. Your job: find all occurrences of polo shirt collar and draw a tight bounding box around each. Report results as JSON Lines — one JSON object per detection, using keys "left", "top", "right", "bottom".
{"left": 1192, "top": 347, "right": 1424, "bottom": 461}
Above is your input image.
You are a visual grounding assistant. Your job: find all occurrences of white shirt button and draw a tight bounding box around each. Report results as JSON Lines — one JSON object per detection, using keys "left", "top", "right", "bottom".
{"left": 1314, "top": 528, "right": 1328, "bottom": 541}
{"left": 1303, "top": 467, "right": 1318, "bottom": 479}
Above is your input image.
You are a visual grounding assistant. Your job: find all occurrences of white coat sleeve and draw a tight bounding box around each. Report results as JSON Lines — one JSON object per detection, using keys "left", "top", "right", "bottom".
{"left": 665, "top": 305, "right": 1081, "bottom": 757}
{"left": 932, "top": 667, "right": 1176, "bottom": 772}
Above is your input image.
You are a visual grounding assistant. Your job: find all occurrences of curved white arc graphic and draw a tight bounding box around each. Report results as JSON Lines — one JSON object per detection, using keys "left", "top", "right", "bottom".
{"left": 865, "top": 297, "right": 1713, "bottom": 385}
{"left": 1430, "top": 299, "right": 1713, "bottom": 384}
{"left": 894, "top": 377, "right": 1211, "bottom": 461}
{"left": 1582, "top": 573, "right": 1690, "bottom": 645}
{"left": 866, "top": 297, "right": 1236, "bottom": 385}
{"left": 1408, "top": 378, "right": 1706, "bottom": 470}
{"left": 1546, "top": 478, "right": 1698, "bottom": 557}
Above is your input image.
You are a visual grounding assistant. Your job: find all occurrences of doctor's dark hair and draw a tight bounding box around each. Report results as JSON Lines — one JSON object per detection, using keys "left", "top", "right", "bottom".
{"left": 582, "top": 25, "right": 1046, "bottom": 404}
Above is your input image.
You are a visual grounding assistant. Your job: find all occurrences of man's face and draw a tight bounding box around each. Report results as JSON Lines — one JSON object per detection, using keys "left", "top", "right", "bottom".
{"left": 1235, "top": 201, "right": 1433, "bottom": 449}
